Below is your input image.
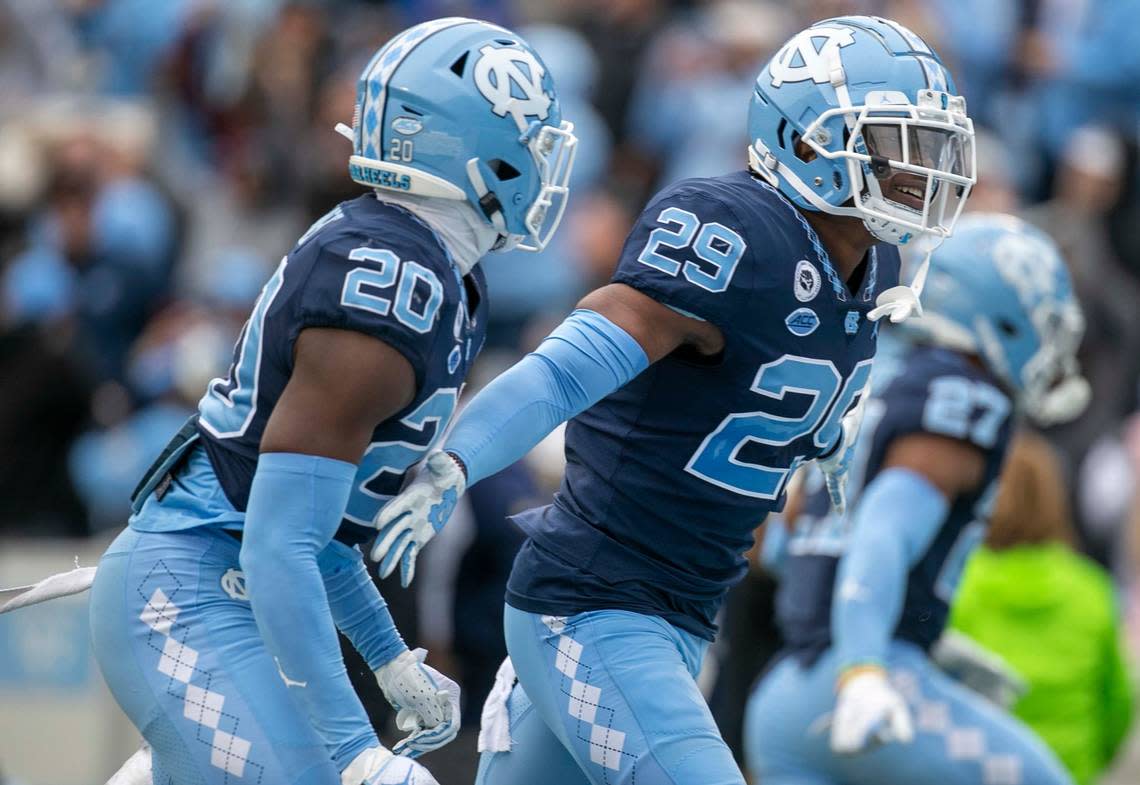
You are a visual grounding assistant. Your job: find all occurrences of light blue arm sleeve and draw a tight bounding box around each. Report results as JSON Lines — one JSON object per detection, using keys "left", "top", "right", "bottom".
{"left": 759, "top": 517, "right": 791, "bottom": 578}
{"left": 831, "top": 467, "right": 949, "bottom": 671}
{"left": 319, "top": 540, "right": 406, "bottom": 671}
{"left": 240, "top": 452, "right": 376, "bottom": 770}
{"left": 444, "top": 309, "right": 649, "bottom": 486}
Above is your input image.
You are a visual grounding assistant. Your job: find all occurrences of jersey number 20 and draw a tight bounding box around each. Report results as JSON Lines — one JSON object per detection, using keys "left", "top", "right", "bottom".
{"left": 686, "top": 356, "right": 873, "bottom": 499}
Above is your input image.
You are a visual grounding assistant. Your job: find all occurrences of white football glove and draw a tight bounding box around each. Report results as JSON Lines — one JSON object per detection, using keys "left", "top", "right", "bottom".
{"left": 340, "top": 746, "right": 441, "bottom": 785}
{"left": 371, "top": 451, "right": 466, "bottom": 586}
{"left": 374, "top": 648, "right": 461, "bottom": 758}
{"left": 106, "top": 743, "right": 152, "bottom": 785}
{"left": 816, "top": 390, "right": 868, "bottom": 515}
{"left": 830, "top": 666, "right": 914, "bottom": 755}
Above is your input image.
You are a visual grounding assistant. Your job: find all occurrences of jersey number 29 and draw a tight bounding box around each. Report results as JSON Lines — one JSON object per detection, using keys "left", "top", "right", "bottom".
{"left": 686, "top": 356, "right": 873, "bottom": 499}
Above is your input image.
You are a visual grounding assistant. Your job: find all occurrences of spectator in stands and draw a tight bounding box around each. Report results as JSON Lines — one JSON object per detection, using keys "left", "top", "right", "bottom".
{"left": 951, "top": 431, "right": 1135, "bottom": 785}
{"left": 2, "top": 102, "right": 178, "bottom": 382}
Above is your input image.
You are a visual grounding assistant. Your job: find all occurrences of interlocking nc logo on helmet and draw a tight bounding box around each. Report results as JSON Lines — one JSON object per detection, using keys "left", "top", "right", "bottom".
{"left": 993, "top": 233, "right": 1060, "bottom": 308}
{"left": 473, "top": 44, "right": 551, "bottom": 129}
{"left": 769, "top": 27, "right": 856, "bottom": 87}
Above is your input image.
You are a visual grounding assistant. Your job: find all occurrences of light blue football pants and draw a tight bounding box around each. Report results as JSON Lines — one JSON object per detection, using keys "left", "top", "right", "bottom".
{"left": 476, "top": 605, "right": 745, "bottom": 785}
{"left": 744, "top": 641, "right": 1074, "bottom": 785}
{"left": 89, "top": 526, "right": 343, "bottom": 785}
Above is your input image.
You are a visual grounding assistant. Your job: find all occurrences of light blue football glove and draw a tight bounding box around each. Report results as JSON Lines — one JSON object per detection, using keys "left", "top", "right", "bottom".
{"left": 371, "top": 451, "right": 466, "bottom": 586}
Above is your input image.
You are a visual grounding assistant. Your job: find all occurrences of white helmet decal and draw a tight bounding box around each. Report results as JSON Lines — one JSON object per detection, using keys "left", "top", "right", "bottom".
{"left": 992, "top": 231, "right": 1059, "bottom": 309}
{"left": 473, "top": 44, "right": 551, "bottom": 130}
{"left": 768, "top": 27, "right": 855, "bottom": 87}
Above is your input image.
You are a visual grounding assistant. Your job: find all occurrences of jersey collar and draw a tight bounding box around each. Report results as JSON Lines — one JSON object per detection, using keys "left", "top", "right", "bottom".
{"left": 754, "top": 178, "right": 881, "bottom": 309}
{"left": 373, "top": 191, "right": 498, "bottom": 276}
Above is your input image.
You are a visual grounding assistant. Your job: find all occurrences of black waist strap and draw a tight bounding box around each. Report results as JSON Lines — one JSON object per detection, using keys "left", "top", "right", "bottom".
{"left": 129, "top": 414, "right": 202, "bottom": 513}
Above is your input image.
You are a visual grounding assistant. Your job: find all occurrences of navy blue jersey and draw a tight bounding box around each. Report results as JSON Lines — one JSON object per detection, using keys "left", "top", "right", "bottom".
{"left": 777, "top": 340, "right": 1014, "bottom": 661}
{"left": 507, "top": 170, "right": 901, "bottom": 640}
{"left": 196, "top": 194, "right": 487, "bottom": 544}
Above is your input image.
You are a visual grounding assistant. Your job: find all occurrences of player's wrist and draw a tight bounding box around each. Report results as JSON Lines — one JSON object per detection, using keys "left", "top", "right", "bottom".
{"left": 373, "top": 646, "right": 413, "bottom": 674}
{"left": 339, "top": 744, "right": 392, "bottom": 784}
{"left": 836, "top": 662, "right": 887, "bottom": 691}
{"left": 440, "top": 449, "right": 468, "bottom": 483}
{"left": 818, "top": 433, "right": 844, "bottom": 463}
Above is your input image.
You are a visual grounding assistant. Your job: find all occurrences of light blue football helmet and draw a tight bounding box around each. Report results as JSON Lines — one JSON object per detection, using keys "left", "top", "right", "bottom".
{"left": 907, "top": 213, "right": 1089, "bottom": 425}
{"left": 336, "top": 18, "right": 577, "bottom": 251}
{"left": 748, "top": 16, "right": 975, "bottom": 247}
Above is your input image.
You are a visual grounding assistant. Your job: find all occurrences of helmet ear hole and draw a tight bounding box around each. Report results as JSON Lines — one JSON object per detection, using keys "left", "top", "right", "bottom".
{"left": 790, "top": 132, "right": 815, "bottom": 163}
{"left": 487, "top": 159, "right": 521, "bottom": 180}
{"left": 998, "top": 318, "right": 1019, "bottom": 337}
{"left": 775, "top": 119, "right": 788, "bottom": 149}
{"left": 450, "top": 52, "right": 469, "bottom": 77}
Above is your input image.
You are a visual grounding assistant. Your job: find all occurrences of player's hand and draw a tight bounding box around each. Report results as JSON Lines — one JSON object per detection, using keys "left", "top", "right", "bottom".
{"left": 816, "top": 395, "right": 866, "bottom": 515}
{"left": 830, "top": 666, "right": 914, "bottom": 755}
{"left": 371, "top": 451, "right": 466, "bottom": 586}
{"left": 374, "top": 648, "right": 461, "bottom": 758}
{"left": 340, "top": 746, "right": 441, "bottom": 785}
{"left": 816, "top": 438, "right": 853, "bottom": 515}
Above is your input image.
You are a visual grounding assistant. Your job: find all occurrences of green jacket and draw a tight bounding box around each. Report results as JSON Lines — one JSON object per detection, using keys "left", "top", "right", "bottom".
{"left": 950, "top": 544, "right": 1134, "bottom": 785}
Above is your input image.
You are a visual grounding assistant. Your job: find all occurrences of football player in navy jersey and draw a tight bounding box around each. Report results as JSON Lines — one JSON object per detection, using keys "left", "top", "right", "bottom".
{"left": 371, "top": 16, "right": 974, "bottom": 785}
{"left": 744, "top": 214, "right": 1089, "bottom": 785}
{"left": 87, "top": 18, "right": 577, "bottom": 785}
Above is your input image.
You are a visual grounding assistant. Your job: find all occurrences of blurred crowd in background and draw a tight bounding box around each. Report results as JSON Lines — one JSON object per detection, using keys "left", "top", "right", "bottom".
{"left": 3, "top": 0, "right": 1140, "bottom": 782}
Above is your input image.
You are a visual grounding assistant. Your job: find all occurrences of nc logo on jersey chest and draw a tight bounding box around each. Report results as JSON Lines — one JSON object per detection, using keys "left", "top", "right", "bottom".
{"left": 473, "top": 44, "right": 551, "bottom": 129}
{"left": 795, "top": 259, "right": 822, "bottom": 302}
{"left": 769, "top": 27, "right": 856, "bottom": 87}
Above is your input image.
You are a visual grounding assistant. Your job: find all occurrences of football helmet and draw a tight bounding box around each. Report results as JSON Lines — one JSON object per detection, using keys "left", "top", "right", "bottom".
{"left": 906, "top": 213, "right": 1089, "bottom": 425}
{"left": 337, "top": 18, "right": 577, "bottom": 251}
{"left": 748, "top": 16, "right": 975, "bottom": 248}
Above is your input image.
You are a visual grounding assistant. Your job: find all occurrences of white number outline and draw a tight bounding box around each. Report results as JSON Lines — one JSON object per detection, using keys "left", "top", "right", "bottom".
{"left": 685, "top": 356, "right": 872, "bottom": 500}
{"left": 339, "top": 248, "right": 444, "bottom": 334}
{"left": 636, "top": 207, "right": 746, "bottom": 293}
{"left": 200, "top": 257, "right": 289, "bottom": 440}
{"left": 389, "top": 138, "right": 414, "bottom": 162}
{"left": 922, "top": 376, "right": 1010, "bottom": 448}
{"left": 344, "top": 387, "right": 459, "bottom": 525}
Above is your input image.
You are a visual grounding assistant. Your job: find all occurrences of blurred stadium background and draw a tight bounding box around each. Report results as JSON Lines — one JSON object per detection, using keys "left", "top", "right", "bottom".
{"left": 1, "top": 0, "right": 1139, "bottom": 783}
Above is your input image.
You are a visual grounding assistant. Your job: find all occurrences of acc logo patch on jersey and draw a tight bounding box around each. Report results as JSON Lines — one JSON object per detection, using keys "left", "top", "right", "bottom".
{"left": 786, "top": 307, "right": 821, "bottom": 337}
{"left": 473, "top": 44, "right": 551, "bottom": 130}
{"left": 795, "top": 259, "right": 822, "bottom": 302}
{"left": 769, "top": 27, "right": 856, "bottom": 87}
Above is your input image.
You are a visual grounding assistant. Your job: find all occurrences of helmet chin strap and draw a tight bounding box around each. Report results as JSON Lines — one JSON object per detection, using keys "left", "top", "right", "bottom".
{"left": 868, "top": 243, "right": 937, "bottom": 323}
{"left": 1030, "top": 375, "right": 1091, "bottom": 425}
{"left": 465, "top": 157, "right": 520, "bottom": 251}
{"left": 750, "top": 137, "right": 938, "bottom": 325}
